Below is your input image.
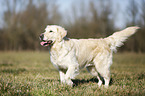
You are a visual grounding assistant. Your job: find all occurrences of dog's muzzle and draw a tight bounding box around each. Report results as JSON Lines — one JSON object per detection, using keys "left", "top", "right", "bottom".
{"left": 39, "top": 34, "right": 53, "bottom": 46}
{"left": 39, "top": 34, "right": 44, "bottom": 41}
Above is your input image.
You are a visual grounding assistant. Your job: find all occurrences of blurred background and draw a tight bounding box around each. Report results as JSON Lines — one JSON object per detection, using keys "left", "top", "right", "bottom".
{"left": 0, "top": 0, "right": 144, "bottom": 52}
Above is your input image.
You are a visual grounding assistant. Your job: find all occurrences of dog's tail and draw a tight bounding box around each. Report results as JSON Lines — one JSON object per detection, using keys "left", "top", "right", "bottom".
{"left": 105, "top": 26, "right": 140, "bottom": 52}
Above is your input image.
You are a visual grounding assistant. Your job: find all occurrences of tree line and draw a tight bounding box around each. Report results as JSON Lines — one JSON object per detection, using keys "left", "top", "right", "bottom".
{"left": 0, "top": 0, "right": 145, "bottom": 52}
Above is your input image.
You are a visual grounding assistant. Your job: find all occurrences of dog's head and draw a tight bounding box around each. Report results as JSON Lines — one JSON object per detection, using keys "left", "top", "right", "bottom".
{"left": 39, "top": 25, "right": 67, "bottom": 46}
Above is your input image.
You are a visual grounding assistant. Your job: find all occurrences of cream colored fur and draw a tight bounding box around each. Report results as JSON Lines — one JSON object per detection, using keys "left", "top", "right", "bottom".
{"left": 41, "top": 25, "right": 139, "bottom": 87}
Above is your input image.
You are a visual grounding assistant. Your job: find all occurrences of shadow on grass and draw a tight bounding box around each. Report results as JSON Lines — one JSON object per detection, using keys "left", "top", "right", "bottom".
{"left": 137, "top": 72, "right": 145, "bottom": 80}
{"left": 72, "top": 77, "right": 113, "bottom": 87}
{"left": 0, "top": 63, "right": 13, "bottom": 67}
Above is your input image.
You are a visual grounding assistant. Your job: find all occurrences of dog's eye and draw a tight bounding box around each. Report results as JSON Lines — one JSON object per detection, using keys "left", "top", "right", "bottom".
{"left": 49, "top": 30, "right": 53, "bottom": 32}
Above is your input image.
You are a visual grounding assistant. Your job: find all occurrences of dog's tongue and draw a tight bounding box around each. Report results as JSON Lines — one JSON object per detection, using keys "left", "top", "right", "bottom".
{"left": 40, "top": 41, "right": 48, "bottom": 46}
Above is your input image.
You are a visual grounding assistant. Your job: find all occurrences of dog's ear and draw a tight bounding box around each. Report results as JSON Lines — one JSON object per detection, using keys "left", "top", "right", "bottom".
{"left": 57, "top": 27, "right": 67, "bottom": 41}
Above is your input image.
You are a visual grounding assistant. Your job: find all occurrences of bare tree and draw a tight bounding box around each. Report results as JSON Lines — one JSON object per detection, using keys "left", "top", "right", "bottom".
{"left": 2, "top": 0, "right": 26, "bottom": 50}
{"left": 66, "top": 0, "right": 114, "bottom": 39}
{"left": 0, "top": 0, "right": 145, "bottom": 52}
{"left": 0, "top": 0, "right": 61, "bottom": 50}
{"left": 137, "top": 0, "right": 145, "bottom": 52}
{"left": 124, "top": 0, "right": 139, "bottom": 52}
{"left": 140, "top": 0, "right": 145, "bottom": 27}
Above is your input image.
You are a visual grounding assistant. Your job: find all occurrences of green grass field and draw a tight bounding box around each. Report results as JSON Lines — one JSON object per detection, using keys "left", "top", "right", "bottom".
{"left": 0, "top": 51, "right": 145, "bottom": 96}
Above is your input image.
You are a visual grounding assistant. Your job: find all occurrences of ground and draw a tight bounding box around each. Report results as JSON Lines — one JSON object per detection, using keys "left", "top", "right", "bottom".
{"left": 0, "top": 51, "right": 145, "bottom": 95}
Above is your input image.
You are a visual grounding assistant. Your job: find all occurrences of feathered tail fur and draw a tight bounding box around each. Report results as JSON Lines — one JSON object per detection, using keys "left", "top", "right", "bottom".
{"left": 105, "top": 26, "right": 140, "bottom": 52}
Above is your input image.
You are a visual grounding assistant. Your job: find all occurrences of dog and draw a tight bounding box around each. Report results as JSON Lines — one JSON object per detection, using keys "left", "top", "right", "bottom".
{"left": 39, "top": 25, "right": 139, "bottom": 87}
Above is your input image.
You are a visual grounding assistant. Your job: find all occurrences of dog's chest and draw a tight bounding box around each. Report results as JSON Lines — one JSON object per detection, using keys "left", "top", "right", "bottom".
{"left": 49, "top": 47, "right": 70, "bottom": 70}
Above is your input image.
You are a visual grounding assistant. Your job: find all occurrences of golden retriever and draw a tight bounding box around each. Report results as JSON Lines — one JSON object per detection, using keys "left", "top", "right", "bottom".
{"left": 40, "top": 25, "right": 139, "bottom": 87}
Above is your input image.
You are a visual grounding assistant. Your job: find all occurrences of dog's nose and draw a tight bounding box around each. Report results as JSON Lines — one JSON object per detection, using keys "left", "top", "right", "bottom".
{"left": 39, "top": 34, "right": 44, "bottom": 40}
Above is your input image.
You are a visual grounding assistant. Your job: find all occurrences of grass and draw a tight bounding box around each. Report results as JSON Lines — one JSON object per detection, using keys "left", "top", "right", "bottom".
{"left": 0, "top": 51, "right": 145, "bottom": 96}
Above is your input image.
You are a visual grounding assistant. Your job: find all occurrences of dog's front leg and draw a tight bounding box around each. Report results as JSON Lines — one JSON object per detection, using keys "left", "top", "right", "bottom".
{"left": 65, "top": 65, "right": 79, "bottom": 86}
{"left": 59, "top": 71, "right": 65, "bottom": 83}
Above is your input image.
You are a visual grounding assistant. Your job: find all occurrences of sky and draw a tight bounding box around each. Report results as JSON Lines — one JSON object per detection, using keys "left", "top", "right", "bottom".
{"left": 0, "top": 0, "right": 138, "bottom": 29}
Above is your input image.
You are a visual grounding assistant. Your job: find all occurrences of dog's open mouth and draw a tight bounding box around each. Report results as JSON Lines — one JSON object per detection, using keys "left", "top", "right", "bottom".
{"left": 40, "top": 40, "right": 53, "bottom": 46}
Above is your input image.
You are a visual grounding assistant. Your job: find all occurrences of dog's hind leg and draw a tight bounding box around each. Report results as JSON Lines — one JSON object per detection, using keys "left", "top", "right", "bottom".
{"left": 95, "top": 64, "right": 111, "bottom": 88}
{"left": 104, "top": 76, "right": 110, "bottom": 88}
{"left": 94, "top": 64, "right": 111, "bottom": 88}
{"left": 86, "top": 66, "right": 103, "bottom": 87}
{"left": 93, "top": 52, "right": 112, "bottom": 88}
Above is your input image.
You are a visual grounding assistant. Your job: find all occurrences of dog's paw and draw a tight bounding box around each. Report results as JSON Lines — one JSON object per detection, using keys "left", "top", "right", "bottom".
{"left": 66, "top": 79, "right": 73, "bottom": 87}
